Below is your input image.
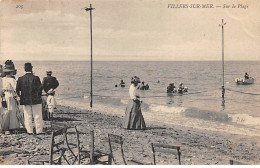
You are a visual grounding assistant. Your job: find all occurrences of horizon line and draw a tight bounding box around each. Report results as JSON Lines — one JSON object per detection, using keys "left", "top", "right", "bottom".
{"left": 1, "top": 60, "right": 259, "bottom": 62}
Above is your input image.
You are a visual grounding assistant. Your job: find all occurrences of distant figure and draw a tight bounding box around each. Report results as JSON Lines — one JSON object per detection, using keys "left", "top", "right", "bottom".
{"left": 42, "top": 71, "right": 59, "bottom": 120}
{"left": 221, "top": 85, "right": 225, "bottom": 98}
{"left": 145, "top": 83, "right": 149, "bottom": 90}
{"left": 157, "top": 80, "right": 160, "bottom": 83}
{"left": 167, "top": 83, "right": 175, "bottom": 93}
{"left": 178, "top": 82, "right": 184, "bottom": 93}
{"left": 139, "top": 81, "right": 146, "bottom": 90}
{"left": 115, "top": 84, "right": 118, "bottom": 87}
{"left": 119, "top": 80, "right": 125, "bottom": 87}
{"left": 123, "top": 76, "right": 146, "bottom": 130}
{"left": 16, "top": 63, "right": 43, "bottom": 135}
{"left": 138, "top": 81, "right": 149, "bottom": 90}
{"left": 244, "top": 72, "right": 249, "bottom": 79}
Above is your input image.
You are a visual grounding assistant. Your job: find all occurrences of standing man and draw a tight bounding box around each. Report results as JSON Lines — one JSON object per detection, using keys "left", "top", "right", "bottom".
{"left": 16, "top": 63, "right": 43, "bottom": 135}
{"left": 42, "top": 71, "right": 59, "bottom": 94}
{"left": 42, "top": 71, "right": 59, "bottom": 120}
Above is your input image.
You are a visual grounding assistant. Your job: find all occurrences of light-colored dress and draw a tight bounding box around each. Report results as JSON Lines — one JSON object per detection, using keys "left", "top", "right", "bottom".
{"left": 0, "top": 77, "right": 20, "bottom": 131}
{"left": 123, "top": 84, "right": 146, "bottom": 130}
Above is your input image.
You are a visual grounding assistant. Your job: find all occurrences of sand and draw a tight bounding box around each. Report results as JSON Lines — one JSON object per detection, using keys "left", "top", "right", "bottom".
{"left": 0, "top": 105, "right": 260, "bottom": 165}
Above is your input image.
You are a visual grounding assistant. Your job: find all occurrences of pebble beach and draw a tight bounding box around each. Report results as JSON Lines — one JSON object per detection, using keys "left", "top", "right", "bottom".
{"left": 0, "top": 105, "right": 260, "bottom": 165}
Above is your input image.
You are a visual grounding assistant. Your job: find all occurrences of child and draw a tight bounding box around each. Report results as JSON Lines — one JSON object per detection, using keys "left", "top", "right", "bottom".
{"left": 46, "top": 89, "right": 56, "bottom": 119}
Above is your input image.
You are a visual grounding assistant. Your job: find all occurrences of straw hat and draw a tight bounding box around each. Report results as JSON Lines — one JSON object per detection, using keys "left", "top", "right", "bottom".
{"left": 3, "top": 60, "right": 16, "bottom": 73}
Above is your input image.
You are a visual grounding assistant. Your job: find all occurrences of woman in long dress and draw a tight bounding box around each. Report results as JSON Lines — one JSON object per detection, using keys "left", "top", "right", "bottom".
{"left": 123, "top": 76, "right": 146, "bottom": 130}
{"left": 0, "top": 65, "right": 3, "bottom": 131}
{"left": 0, "top": 62, "right": 20, "bottom": 132}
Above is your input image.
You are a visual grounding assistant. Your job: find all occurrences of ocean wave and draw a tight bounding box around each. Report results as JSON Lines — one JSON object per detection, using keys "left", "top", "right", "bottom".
{"left": 148, "top": 104, "right": 186, "bottom": 114}
{"left": 184, "top": 107, "right": 231, "bottom": 123}
{"left": 120, "top": 99, "right": 128, "bottom": 105}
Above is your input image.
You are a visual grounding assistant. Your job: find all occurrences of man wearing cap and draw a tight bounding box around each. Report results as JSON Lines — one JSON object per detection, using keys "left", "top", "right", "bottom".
{"left": 42, "top": 71, "right": 59, "bottom": 94}
{"left": 16, "top": 63, "right": 43, "bottom": 135}
{"left": 42, "top": 71, "right": 59, "bottom": 120}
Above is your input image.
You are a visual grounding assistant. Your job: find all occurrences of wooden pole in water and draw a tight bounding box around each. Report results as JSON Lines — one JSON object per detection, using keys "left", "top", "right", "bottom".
{"left": 220, "top": 19, "right": 226, "bottom": 98}
{"left": 84, "top": 4, "right": 95, "bottom": 108}
{"left": 222, "top": 19, "right": 224, "bottom": 88}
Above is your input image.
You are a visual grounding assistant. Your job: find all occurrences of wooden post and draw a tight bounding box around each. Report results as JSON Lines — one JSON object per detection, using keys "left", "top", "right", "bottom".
{"left": 220, "top": 19, "right": 226, "bottom": 98}
{"left": 90, "top": 4, "right": 93, "bottom": 108}
{"left": 84, "top": 4, "right": 95, "bottom": 108}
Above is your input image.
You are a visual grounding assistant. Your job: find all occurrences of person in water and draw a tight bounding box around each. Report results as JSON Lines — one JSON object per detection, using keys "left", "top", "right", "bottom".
{"left": 119, "top": 80, "right": 125, "bottom": 87}
{"left": 244, "top": 72, "right": 249, "bottom": 79}
{"left": 139, "top": 81, "right": 146, "bottom": 90}
{"left": 167, "top": 83, "right": 175, "bottom": 93}
{"left": 138, "top": 81, "right": 149, "bottom": 90}
{"left": 123, "top": 76, "right": 146, "bottom": 130}
{"left": 178, "top": 82, "right": 184, "bottom": 93}
{"left": 145, "top": 83, "right": 149, "bottom": 90}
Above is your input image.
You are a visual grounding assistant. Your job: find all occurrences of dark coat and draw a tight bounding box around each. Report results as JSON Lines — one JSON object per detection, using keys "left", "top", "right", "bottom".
{"left": 42, "top": 76, "right": 59, "bottom": 93}
{"left": 16, "top": 73, "right": 42, "bottom": 105}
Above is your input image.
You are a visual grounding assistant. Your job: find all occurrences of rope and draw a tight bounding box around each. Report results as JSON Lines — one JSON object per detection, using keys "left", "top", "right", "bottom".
{"left": 226, "top": 88, "right": 260, "bottom": 96}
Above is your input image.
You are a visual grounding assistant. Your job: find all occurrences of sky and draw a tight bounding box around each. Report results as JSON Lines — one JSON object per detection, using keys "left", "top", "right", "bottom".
{"left": 0, "top": 0, "right": 259, "bottom": 61}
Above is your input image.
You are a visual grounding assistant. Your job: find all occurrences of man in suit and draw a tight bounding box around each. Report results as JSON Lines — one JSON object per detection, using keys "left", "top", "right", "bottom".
{"left": 42, "top": 71, "right": 59, "bottom": 94}
{"left": 42, "top": 71, "right": 59, "bottom": 120}
{"left": 16, "top": 63, "right": 43, "bottom": 135}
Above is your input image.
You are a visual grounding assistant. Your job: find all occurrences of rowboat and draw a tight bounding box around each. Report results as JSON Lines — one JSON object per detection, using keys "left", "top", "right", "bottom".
{"left": 235, "top": 77, "right": 254, "bottom": 85}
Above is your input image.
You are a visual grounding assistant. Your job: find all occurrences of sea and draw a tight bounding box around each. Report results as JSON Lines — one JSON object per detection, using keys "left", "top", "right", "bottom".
{"left": 8, "top": 61, "right": 260, "bottom": 137}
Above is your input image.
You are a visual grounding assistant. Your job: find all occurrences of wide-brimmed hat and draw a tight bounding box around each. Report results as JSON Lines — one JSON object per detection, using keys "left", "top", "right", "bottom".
{"left": 169, "top": 83, "right": 174, "bottom": 85}
{"left": 3, "top": 68, "right": 15, "bottom": 72}
{"left": 3, "top": 60, "right": 16, "bottom": 73}
{"left": 46, "top": 71, "right": 52, "bottom": 75}
{"left": 131, "top": 76, "right": 141, "bottom": 83}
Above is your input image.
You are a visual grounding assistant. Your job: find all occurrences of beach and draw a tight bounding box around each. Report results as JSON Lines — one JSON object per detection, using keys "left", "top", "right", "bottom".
{"left": 0, "top": 105, "right": 259, "bottom": 165}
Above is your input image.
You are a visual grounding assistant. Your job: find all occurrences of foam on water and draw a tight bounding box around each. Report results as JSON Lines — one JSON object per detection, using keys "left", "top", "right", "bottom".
{"left": 56, "top": 99, "right": 260, "bottom": 137}
{"left": 120, "top": 99, "right": 129, "bottom": 105}
{"left": 148, "top": 104, "right": 186, "bottom": 114}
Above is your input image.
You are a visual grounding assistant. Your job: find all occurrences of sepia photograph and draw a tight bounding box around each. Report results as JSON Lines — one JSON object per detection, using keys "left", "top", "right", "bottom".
{"left": 0, "top": 0, "right": 259, "bottom": 165}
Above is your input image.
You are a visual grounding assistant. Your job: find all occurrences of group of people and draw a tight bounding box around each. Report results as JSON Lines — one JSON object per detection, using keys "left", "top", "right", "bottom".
{"left": 115, "top": 79, "right": 150, "bottom": 91}
{"left": 167, "top": 82, "right": 188, "bottom": 93}
{"left": 0, "top": 60, "right": 59, "bottom": 135}
{"left": 123, "top": 78, "right": 191, "bottom": 130}
{"left": 115, "top": 80, "right": 126, "bottom": 88}
{"left": 137, "top": 81, "right": 149, "bottom": 90}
